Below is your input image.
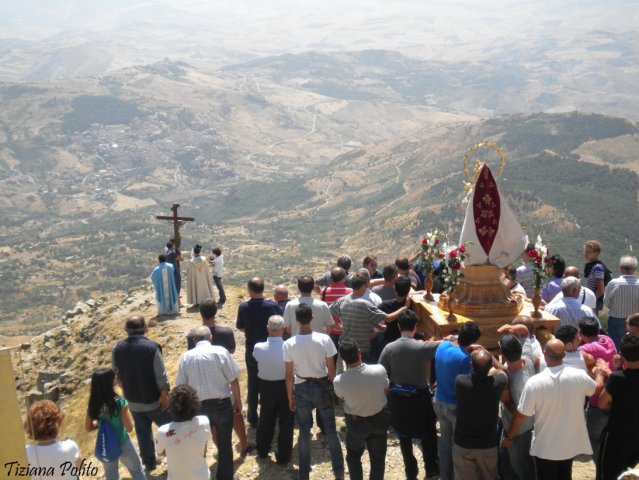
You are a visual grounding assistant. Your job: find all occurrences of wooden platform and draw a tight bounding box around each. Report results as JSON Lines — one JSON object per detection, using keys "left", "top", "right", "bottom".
{"left": 411, "top": 292, "right": 559, "bottom": 349}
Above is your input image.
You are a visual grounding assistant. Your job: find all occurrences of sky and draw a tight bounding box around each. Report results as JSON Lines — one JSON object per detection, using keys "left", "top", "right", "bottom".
{"left": 1, "top": 0, "right": 635, "bottom": 64}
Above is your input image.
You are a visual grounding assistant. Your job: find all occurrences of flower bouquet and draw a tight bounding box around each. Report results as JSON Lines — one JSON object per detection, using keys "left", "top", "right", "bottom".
{"left": 526, "top": 235, "right": 550, "bottom": 318}
{"left": 420, "top": 229, "right": 447, "bottom": 301}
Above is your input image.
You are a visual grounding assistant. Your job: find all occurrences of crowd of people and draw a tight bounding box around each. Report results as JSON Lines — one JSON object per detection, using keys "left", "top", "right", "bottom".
{"left": 23, "top": 239, "right": 639, "bottom": 480}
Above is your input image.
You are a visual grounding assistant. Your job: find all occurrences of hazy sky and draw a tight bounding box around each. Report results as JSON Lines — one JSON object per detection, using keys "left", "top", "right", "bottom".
{"left": 1, "top": 0, "right": 636, "bottom": 64}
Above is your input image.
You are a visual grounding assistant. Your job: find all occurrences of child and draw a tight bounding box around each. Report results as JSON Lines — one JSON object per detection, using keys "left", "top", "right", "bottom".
{"left": 25, "top": 400, "right": 83, "bottom": 480}
{"left": 583, "top": 239, "right": 610, "bottom": 312}
{"left": 211, "top": 246, "right": 226, "bottom": 306}
{"left": 85, "top": 368, "right": 146, "bottom": 480}
{"left": 157, "top": 384, "right": 211, "bottom": 480}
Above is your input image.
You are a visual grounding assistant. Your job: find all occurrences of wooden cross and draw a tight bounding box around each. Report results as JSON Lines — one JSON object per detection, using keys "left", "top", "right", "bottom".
{"left": 155, "top": 203, "right": 194, "bottom": 249}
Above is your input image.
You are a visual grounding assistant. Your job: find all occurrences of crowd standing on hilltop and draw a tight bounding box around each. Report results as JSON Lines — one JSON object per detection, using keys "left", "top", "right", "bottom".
{"left": 23, "top": 239, "right": 639, "bottom": 480}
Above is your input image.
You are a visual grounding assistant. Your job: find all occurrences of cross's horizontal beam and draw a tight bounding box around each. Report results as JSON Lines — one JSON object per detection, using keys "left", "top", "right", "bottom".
{"left": 155, "top": 215, "right": 195, "bottom": 222}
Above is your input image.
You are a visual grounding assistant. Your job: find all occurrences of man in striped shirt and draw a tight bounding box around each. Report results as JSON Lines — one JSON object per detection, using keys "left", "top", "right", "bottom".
{"left": 584, "top": 240, "right": 608, "bottom": 312}
{"left": 329, "top": 274, "right": 407, "bottom": 364}
{"left": 546, "top": 277, "right": 600, "bottom": 329}
{"left": 175, "top": 326, "right": 243, "bottom": 480}
{"left": 605, "top": 255, "right": 639, "bottom": 350}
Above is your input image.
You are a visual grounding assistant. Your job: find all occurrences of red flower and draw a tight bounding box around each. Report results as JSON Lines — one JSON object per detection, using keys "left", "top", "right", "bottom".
{"left": 438, "top": 252, "right": 446, "bottom": 259}
{"left": 535, "top": 256, "right": 542, "bottom": 264}
{"left": 527, "top": 249, "right": 538, "bottom": 258}
{"left": 458, "top": 245, "right": 465, "bottom": 253}
{"left": 422, "top": 237, "right": 427, "bottom": 245}
{"left": 434, "top": 237, "right": 441, "bottom": 245}
{"left": 452, "top": 262, "right": 461, "bottom": 270}
{"left": 449, "top": 250, "right": 458, "bottom": 259}
{"left": 545, "top": 257, "right": 553, "bottom": 264}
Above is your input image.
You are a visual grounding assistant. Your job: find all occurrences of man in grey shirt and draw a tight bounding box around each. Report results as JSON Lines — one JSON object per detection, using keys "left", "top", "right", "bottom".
{"left": 372, "top": 264, "right": 399, "bottom": 302}
{"left": 334, "top": 340, "right": 389, "bottom": 480}
{"left": 379, "top": 310, "right": 440, "bottom": 479}
{"left": 498, "top": 334, "right": 536, "bottom": 480}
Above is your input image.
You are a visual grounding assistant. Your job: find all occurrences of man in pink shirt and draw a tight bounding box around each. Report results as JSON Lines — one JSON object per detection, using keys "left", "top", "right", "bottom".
{"left": 578, "top": 316, "right": 615, "bottom": 465}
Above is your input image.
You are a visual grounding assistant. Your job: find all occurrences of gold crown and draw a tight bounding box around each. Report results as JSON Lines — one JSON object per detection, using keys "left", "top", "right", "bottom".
{"left": 463, "top": 141, "right": 506, "bottom": 192}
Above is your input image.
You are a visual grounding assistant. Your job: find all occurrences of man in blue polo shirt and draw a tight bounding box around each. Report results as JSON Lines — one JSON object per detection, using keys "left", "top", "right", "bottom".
{"left": 433, "top": 321, "right": 482, "bottom": 480}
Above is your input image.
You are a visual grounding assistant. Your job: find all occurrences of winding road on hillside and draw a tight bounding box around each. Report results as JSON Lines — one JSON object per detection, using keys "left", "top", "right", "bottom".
{"left": 244, "top": 107, "right": 318, "bottom": 180}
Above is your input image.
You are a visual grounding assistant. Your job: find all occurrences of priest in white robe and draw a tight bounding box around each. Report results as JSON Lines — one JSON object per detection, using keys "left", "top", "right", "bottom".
{"left": 459, "top": 164, "right": 528, "bottom": 268}
{"left": 186, "top": 244, "right": 215, "bottom": 306}
{"left": 151, "top": 254, "right": 179, "bottom": 315}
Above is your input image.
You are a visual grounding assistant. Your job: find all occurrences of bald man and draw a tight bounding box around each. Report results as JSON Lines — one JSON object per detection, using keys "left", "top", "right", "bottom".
{"left": 546, "top": 266, "right": 597, "bottom": 310}
{"left": 453, "top": 348, "right": 507, "bottom": 480}
{"left": 502, "top": 339, "right": 607, "bottom": 480}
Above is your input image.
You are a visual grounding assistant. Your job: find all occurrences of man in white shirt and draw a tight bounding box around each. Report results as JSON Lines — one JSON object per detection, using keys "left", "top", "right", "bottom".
{"left": 545, "top": 277, "right": 599, "bottom": 329}
{"left": 502, "top": 339, "right": 606, "bottom": 480}
{"left": 539, "top": 325, "right": 592, "bottom": 373}
{"left": 252, "top": 315, "right": 294, "bottom": 465}
{"left": 283, "top": 275, "right": 334, "bottom": 337}
{"left": 284, "top": 304, "right": 344, "bottom": 480}
{"left": 604, "top": 255, "right": 639, "bottom": 350}
{"left": 175, "top": 326, "right": 242, "bottom": 480}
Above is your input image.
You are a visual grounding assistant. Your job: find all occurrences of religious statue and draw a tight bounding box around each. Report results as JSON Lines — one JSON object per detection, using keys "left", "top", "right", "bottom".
{"left": 439, "top": 142, "right": 527, "bottom": 318}
{"left": 459, "top": 144, "right": 527, "bottom": 268}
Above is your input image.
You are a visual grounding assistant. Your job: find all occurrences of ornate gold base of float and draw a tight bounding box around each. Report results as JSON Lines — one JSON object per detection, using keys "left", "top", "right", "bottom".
{"left": 413, "top": 265, "right": 559, "bottom": 349}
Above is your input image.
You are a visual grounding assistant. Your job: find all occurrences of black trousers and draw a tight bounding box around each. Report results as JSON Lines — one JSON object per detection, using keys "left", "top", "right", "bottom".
{"left": 597, "top": 428, "right": 639, "bottom": 480}
{"left": 345, "top": 408, "right": 389, "bottom": 480}
{"left": 201, "top": 398, "right": 234, "bottom": 480}
{"left": 256, "top": 379, "right": 295, "bottom": 462}
{"left": 245, "top": 351, "right": 260, "bottom": 425}
{"left": 389, "top": 390, "right": 439, "bottom": 478}
{"left": 534, "top": 457, "right": 573, "bottom": 480}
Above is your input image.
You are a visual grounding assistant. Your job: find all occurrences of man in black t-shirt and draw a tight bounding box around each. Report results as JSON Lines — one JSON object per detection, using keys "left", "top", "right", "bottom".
{"left": 597, "top": 334, "right": 639, "bottom": 480}
{"left": 186, "top": 299, "right": 236, "bottom": 352}
{"left": 453, "top": 348, "right": 507, "bottom": 480}
{"left": 379, "top": 276, "right": 412, "bottom": 345}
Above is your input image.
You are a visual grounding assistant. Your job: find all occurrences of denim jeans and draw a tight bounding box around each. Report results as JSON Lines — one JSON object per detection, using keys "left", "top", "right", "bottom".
{"left": 294, "top": 380, "right": 344, "bottom": 479}
{"left": 345, "top": 409, "right": 388, "bottom": 480}
{"left": 101, "top": 436, "right": 146, "bottom": 480}
{"left": 500, "top": 429, "right": 535, "bottom": 480}
{"left": 433, "top": 398, "right": 457, "bottom": 480}
{"left": 213, "top": 276, "right": 226, "bottom": 304}
{"left": 201, "top": 398, "right": 234, "bottom": 480}
{"left": 607, "top": 316, "right": 626, "bottom": 351}
{"left": 130, "top": 408, "right": 172, "bottom": 468}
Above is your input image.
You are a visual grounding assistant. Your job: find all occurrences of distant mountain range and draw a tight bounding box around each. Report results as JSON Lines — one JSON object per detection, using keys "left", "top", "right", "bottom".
{"left": 0, "top": 53, "right": 637, "bottom": 334}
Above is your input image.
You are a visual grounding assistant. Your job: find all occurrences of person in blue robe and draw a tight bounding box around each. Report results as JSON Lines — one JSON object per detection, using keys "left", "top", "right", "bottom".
{"left": 151, "top": 254, "right": 179, "bottom": 315}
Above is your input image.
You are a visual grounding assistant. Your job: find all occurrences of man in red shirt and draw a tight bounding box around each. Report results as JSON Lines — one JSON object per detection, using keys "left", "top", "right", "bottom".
{"left": 321, "top": 266, "right": 353, "bottom": 373}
